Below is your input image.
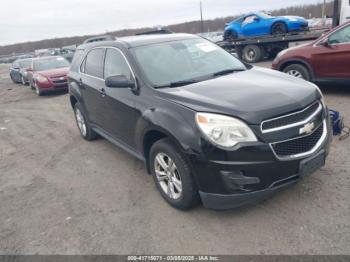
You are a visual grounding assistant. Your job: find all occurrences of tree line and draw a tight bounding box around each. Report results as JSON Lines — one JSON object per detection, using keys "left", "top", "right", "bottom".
{"left": 0, "top": 1, "right": 334, "bottom": 56}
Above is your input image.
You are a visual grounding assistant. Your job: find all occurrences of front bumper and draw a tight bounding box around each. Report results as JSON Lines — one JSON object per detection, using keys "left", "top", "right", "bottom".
{"left": 188, "top": 116, "right": 332, "bottom": 210}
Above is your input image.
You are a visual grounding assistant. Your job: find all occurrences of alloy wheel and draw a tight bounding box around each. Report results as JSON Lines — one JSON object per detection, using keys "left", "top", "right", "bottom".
{"left": 154, "top": 153, "right": 182, "bottom": 200}
{"left": 75, "top": 108, "right": 87, "bottom": 137}
{"left": 287, "top": 70, "right": 303, "bottom": 79}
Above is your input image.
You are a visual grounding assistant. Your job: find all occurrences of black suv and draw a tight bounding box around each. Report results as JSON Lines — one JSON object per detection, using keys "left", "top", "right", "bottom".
{"left": 68, "top": 34, "right": 331, "bottom": 210}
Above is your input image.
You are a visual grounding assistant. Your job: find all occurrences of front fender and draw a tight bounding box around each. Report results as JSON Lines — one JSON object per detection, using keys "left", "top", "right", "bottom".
{"left": 136, "top": 104, "right": 201, "bottom": 156}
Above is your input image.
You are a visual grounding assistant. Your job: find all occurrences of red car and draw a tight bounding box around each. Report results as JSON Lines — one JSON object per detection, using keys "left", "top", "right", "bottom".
{"left": 27, "top": 56, "right": 70, "bottom": 96}
{"left": 272, "top": 21, "right": 350, "bottom": 85}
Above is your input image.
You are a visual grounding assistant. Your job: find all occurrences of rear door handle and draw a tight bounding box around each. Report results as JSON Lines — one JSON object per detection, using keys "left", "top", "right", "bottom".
{"left": 99, "top": 88, "right": 106, "bottom": 97}
{"left": 78, "top": 78, "right": 85, "bottom": 88}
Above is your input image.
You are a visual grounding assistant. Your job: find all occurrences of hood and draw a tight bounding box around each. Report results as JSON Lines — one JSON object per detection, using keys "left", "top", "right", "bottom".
{"left": 36, "top": 67, "right": 69, "bottom": 78}
{"left": 281, "top": 16, "right": 306, "bottom": 21}
{"left": 158, "top": 67, "right": 319, "bottom": 125}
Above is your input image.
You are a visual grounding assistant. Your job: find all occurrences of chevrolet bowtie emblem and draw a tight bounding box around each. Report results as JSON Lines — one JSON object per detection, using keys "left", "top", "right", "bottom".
{"left": 299, "top": 122, "right": 315, "bottom": 135}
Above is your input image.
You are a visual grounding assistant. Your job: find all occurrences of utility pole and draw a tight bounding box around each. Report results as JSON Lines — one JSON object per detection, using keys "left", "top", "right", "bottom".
{"left": 333, "top": 0, "right": 340, "bottom": 27}
{"left": 200, "top": 0, "right": 204, "bottom": 33}
{"left": 321, "top": 0, "right": 326, "bottom": 26}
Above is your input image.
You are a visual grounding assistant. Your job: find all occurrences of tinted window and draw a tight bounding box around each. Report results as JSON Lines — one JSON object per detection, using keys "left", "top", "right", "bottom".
{"left": 329, "top": 25, "right": 350, "bottom": 44}
{"left": 84, "top": 48, "right": 105, "bottom": 78}
{"left": 104, "top": 48, "right": 132, "bottom": 80}
{"left": 70, "top": 49, "right": 84, "bottom": 72}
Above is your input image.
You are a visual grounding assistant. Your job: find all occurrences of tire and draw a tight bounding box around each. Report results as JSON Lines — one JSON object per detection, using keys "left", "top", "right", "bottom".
{"left": 224, "top": 30, "right": 238, "bottom": 41}
{"left": 283, "top": 64, "right": 310, "bottom": 81}
{"left": 73, "top": 102, "right": 98, "bottom": 141}
{"left": 21, "top": 75, "right": 28, "bottom": 86}
{"left": 34, "top": 82, "right": 44, "bottom": 96}
{"left": 272, "top": 22, "right": 287, "bottom": 35}
{"left": 242, "top": 45, "right": 265, "bottom": 63}
{"left": 149, "top": 138, "right": 200, "bottom": 210}
{"left": 10, "top": 74, "right": 17, "bottom": 84}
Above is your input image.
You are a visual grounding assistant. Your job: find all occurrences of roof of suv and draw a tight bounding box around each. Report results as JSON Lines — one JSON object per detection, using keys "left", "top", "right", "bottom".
{"left": 78, "top": 33, "right": 199, "bottom": 50}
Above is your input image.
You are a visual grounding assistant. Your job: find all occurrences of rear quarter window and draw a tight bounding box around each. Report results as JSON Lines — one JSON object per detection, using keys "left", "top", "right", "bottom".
{"left": 84, "top": 48, "right": 105, "bottom": 78}
{"left": 70, "top": 50, "right": 84, "bottom": 72}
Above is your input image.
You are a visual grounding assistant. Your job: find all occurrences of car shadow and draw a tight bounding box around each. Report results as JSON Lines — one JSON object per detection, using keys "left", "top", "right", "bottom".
{"left": 318, "top": 83, "right": 350, "bottom": 96}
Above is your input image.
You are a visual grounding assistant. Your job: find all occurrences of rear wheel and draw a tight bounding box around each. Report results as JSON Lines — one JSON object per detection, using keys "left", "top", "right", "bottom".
{"left": 150, "top": 139, "right": 200, "bottom": 210}
{"left": 272, "top": 22, "right": 287, "bottom": 35}
{"left": 283, "top": 64, "right": 310, "bottom": 81}
{"left": 73, "top": 103, "right": 98, "bottom": 141}
{"left": 224, "top": 30, "right": 238, "bottom": 41}
{"left": 242, "top": 45, "right": 265, "bottom": 63}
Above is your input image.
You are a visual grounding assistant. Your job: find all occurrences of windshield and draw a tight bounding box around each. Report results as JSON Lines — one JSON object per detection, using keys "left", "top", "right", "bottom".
{"left": 33, "top": 57, "right": 69, "bottom": 71}
{"left": 19, "top": 59, "right": 32, "bottom": 68}
{"left": 131, "top": 38, "right": 246, "bottom": 87}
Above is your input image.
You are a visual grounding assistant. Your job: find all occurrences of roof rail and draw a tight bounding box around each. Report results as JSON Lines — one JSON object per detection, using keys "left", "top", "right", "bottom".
{"left": 83, "top": 35, "right": 115, "bottom": 44}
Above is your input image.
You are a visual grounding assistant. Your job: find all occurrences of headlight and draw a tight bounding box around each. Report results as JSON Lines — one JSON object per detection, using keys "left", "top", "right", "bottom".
{"left": 35, "top": 74, "right": 49, "bottom": 83}
{"left": 195, "top": 113, "right": 257, "bottom": 148}
{"left": 309, "top": 82, "right": 326, "bottom": 107}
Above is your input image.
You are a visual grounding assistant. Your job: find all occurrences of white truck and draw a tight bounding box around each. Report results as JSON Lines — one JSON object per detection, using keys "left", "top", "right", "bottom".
{"left": 340, "top": 0, "right": 350, "bottom": 24}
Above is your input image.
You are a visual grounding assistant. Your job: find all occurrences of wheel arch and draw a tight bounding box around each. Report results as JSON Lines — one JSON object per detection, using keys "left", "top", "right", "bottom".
{"left": 278, "top": 58, "right": 315, "bottom": 81}
{"left": 271, "top": 20, "right": 288, "bottom": 33}
{"left": 142, "top": 127, "right": 186, "bottom": 175}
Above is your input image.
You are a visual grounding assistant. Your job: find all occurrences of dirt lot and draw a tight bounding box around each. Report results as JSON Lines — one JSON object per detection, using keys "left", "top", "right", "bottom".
{"left": 0, "top": 63, "right": 349, "bottom": 255}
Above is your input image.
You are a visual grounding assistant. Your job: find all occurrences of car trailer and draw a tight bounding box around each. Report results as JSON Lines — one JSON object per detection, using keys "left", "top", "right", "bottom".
{"left": 216, "top": 29, "right": 329, "bottom": 63}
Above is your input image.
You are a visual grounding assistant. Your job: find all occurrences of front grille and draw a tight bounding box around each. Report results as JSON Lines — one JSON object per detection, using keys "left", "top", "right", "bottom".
{"left": 262, "top": 102, "right": 320, "bottom": 131}
{"left": 271, "top": 123, "right": 324, "bottom": 157}
{"left": 52, "top": 79, "right": 67, "bottom": 84}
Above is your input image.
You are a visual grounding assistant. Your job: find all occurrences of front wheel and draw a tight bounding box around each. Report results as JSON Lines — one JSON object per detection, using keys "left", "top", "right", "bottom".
{"left": 34, "top": 82, "right": 43, "bottom": 96}
{"left": 150, "top": 139, "right": 200, "bottom": 210}
{"left": 21, "top": 75, "right": 28, "bottom": 86}
{"left": 283, "top": 64, "right": 310, "bottom": 81}
{"left": 272, "top": 22, "right": 287, "bottom": 35}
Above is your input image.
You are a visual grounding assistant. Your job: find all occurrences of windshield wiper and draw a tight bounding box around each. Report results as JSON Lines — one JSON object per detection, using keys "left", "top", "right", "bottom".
{"left": 213, "top": 68, "right": 245, "bottom": 77}
{"left": 154, "top": 79, "right": 198, "bottom": 89}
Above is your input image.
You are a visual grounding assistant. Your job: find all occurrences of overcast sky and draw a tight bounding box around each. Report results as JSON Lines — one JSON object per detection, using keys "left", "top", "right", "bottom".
{"left": 0, "top": 0, "right": 322, "bottom": 46}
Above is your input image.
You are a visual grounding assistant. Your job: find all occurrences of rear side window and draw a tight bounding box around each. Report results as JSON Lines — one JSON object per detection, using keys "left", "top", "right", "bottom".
{"left": 104, "top": 48, "right": 132, "bottom": 80}
{"left": 70, "top": 49, "right": 84, "bottom": 72}
{"left": 84, "top": 48, "right": 105, "bottom": 78}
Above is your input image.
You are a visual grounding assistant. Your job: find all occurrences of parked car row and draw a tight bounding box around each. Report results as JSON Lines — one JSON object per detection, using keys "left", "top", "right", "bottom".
{"left": 9, "top": 56, "right": 70, "bottom": 96}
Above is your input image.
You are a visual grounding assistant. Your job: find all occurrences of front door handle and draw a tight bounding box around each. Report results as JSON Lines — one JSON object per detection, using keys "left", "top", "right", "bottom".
{"left": 99, "top": 88, "right": 106, "bottom": 97}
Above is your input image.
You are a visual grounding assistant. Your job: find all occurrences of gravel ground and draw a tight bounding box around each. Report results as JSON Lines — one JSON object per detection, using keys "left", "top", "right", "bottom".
{"left": 0, "top": 63, "right": 349, "bottom": 255}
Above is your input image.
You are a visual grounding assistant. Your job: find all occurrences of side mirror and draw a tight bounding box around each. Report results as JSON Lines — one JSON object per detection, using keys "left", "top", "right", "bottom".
{"left": 105, "top": 75, "right": 135, "bottom": 88}
{"left": 320, "top": 37, "right": 330, "bottom": 47}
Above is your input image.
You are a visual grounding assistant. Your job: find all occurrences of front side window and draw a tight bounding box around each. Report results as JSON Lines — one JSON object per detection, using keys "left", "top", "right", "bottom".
{"left": 329, "top": 25, "right": 350, "bottom": 44}
{"left": 132, "top": 38, "right": 246, "bottom": 87}
{"left": 33, "top": 57, "right": 70, "bottom": 71}
{"left": 84, "top": 48, "right": 105, "bottom": 78}
{"left": 104, "top": 48, "right": 132, "bottom": 80}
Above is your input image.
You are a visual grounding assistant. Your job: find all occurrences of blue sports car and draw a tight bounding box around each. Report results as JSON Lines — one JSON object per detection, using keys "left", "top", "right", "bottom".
{"left": 224, "top": 12, "right": 309, "bottom": 40}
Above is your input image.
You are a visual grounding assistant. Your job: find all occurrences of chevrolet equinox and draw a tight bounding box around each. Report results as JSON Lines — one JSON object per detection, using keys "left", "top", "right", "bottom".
{"left": 68, "top": 34, "right": 331, "bottom": 210}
